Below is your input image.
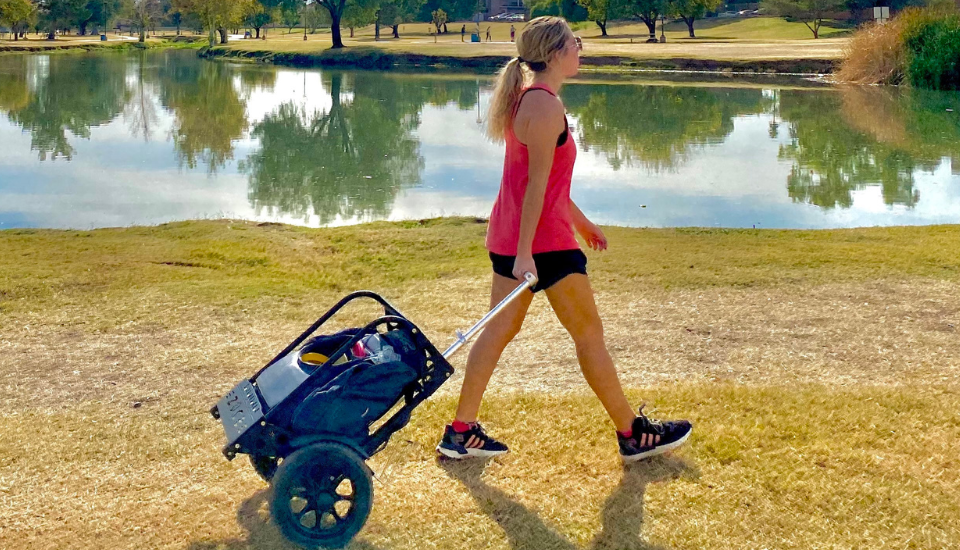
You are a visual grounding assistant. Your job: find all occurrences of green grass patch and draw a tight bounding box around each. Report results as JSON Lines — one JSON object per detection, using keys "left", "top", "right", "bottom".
{"left": 659, "top": 16, "right": 853, "bottom": 40}
{"left": 1, "top": 219, "right": 958, "bottom": 321}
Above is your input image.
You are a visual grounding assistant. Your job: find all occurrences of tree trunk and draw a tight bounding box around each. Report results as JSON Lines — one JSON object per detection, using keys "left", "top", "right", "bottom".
{"left": 79, "top": 22, "right": 88, "bottom": 36}
{"left": 349, "top": 27, "right": 354, "bottom": 37}
{"left": 596, "top": 20, "right": 607, "bottom": 36}
{"left": 443, "top": 22, "right": 448, "bottom": 33}
{"left": 218, "top": 27, "right": 228, "bottom": 44}
{"left": 255, "top": 27, "right": 261, "bottom": 38}
{"left": 139, "top": 28, "right": 146, "bottom": 42}
{"left": 375, "top": 10, "right": 380, "bottom": 40}
{"left": 645, "top": 19, "right": 656, "bottom": 41}
{"left": 330, "top": 12, "right": 344, "bottom": 48}
{"left": 685, "top": 17, "right": 695, "bottom": 38}
{"left": 392, "top": 24, "right": 399, "bottom": 38}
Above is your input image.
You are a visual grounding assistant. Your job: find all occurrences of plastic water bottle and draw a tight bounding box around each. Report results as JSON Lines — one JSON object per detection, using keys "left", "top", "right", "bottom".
{"left": 351, "top": 334, "right": 400, "bottom": 364}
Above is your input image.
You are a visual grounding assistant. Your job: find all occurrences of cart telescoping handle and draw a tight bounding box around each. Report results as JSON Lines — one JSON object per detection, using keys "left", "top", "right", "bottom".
{"left": 442, "top": 272, "right": 537, "bottom": 359}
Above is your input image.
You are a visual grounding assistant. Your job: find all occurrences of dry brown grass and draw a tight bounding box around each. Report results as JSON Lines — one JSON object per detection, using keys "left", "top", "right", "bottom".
{"left": 836, "top": 20, "right": 907, "bottom": 85}
{"left": 2, "top": 388, "right": 958, "bottom": 550}
{"left": 2, "top": 219, "right": 960, "bottom": 549}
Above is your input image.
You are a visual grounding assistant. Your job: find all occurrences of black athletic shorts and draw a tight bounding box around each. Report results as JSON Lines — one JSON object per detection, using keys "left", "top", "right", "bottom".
{"left": 489, "top": 249, "right": 588, "bottom": 292}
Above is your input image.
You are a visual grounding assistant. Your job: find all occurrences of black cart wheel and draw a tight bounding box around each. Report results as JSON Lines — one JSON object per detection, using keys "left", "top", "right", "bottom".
{"left": 270, "top": 443, "right": 373, "bottom": 549}
{"left": 249, "top": 454, "right": 280, "bottom": 482}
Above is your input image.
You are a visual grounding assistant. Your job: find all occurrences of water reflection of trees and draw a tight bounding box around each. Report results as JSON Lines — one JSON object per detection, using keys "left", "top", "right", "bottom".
{"left": 0, "top": 55, "right": 129, "bottom": 160}
{"left": 777, "top": 88, "right": 960, "bottom": 210}
{"left": 124, "top": 52, "right": 160, "bottom": 142}
{"left": 242, "top": 73, "right": 428, "bottom": 225}
{"left": 157, "top": 55, "right": 249, "bottom": 173}
{"left": 563, "top": 85, "right": 768, "bottom": 171}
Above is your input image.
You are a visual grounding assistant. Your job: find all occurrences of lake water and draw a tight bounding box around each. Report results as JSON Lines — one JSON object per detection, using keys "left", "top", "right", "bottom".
{"left": 1, "top": 50, "right": 959, "bottom": 230}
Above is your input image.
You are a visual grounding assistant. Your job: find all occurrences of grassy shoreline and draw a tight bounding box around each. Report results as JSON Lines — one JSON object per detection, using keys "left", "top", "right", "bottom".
{"left": 2, "top": 218, "right": 958, "bottom": 549}
{"left": 0, "top": 36, "right": 204, "bottom": 54}
{"left": 200, "top": 45, "right": 839, "bottom": 74}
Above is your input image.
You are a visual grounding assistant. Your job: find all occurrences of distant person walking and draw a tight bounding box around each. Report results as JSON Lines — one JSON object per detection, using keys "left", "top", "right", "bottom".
{"left": 435, "top": 16, "right": 693, "bottom": 462}
{"left": 461, "top": 24, "right": 466, "bottom": 42}
{"left": 485, "top": 26, "right": 492, "bottom": 41}
{"left": 510, "top": 24, "right": 515, "bottom": 42}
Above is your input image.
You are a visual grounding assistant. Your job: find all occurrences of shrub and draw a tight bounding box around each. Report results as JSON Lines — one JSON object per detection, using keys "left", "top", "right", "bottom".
{"left": 902, "top": 11, "right": 960, "bottom": 90}
{"left": 838, "top": 7, "right": 960, "bottom": 90}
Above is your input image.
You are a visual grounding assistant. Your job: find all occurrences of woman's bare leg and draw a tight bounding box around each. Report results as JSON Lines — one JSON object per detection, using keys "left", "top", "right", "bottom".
{"left": 454, "top": 273, "right": 535, "bottom": 423}
{"left": 544, "top": 274, "right": 635, "bottom": 433}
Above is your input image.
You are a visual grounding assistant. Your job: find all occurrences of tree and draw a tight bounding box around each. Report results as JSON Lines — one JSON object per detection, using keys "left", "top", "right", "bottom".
{"left": 341, "top": 2, "right": 374, "bottom": 36}
{"left": 667, "top": 0, "right": 721, "bottom": 37}
{"left": 0, "top": 0, "right": 34, "bottom": 40}
{"left": 172, "top": 0, "right": 251, "bottom": 45}
{"left": 314, "top": 0, "right": 349, "bottom": 47}
{"left": 280, "top": 1, "right": 299, "bottom": 31}
{"left": 761, "top": 0, "right": 845, "bottom": 38}
{"left": 129, "top": 0, "right": 164, "bottom": 42}
{"left": 37, "top": 0, "right": 86, "bottom": 39}
{"left": 77, "top": 0, "right": 121, "bottom": 35}
{"left": 417, "top": 0, "right": 473, "bottom": 24}
{"left": 243, "top": 1, "right": 273, "bottom": 37}
{"left": 430, "top": 7, "right": 445, "bottom": 33}
{"left": 625, "top": 0, "right": 664, "bottom": 41}
{"left": 378, "top": 0, "right": 421, "bottom": 38}
{"left": 577, "top": 0, "right": 627, "bottom": 36}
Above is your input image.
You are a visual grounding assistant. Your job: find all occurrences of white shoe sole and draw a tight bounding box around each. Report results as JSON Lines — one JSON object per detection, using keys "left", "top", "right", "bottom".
{"left": 436, "top": 445, "right": 508, "bottom": 459}
{"left": 621, "top": 429, "right": 691, "bottom": 463}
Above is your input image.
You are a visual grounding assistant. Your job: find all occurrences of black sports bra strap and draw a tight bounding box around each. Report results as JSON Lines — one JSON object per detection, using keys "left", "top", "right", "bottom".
{"left": 514, "top": 86, "right": 569, "bottom": 148}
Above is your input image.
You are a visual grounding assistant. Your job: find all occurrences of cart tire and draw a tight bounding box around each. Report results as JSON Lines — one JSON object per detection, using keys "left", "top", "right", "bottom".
{"left": 249, "top": 454, "right": 280, "bottom": 482}
{"left": 270, "top": 443, "right": 373, "bottom": 549}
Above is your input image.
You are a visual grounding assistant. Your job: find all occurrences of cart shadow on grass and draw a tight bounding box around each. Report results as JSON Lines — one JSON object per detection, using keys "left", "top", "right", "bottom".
{"left": 439, "top": 455, "right": 699, "bottom": 550}
{"left": 186, "top": 488, "right": 385, "bottom": 550}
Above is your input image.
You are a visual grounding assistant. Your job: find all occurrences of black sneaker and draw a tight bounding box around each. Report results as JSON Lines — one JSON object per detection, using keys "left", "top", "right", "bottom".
{"left": 618, "top": 406, "right": 692, "bottom": 462}
{"left": 436, "top": 422, "right": 509, "bottom": 459}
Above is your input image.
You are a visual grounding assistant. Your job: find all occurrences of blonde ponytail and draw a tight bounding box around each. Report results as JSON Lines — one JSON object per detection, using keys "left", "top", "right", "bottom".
{"left": 486, "top": 57, "right": 525, "bottom": 143}
{"left": 485, "top": 16, "right": 573, "bottom": 143}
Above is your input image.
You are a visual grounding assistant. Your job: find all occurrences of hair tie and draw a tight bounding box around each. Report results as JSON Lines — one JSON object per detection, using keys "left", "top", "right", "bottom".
{"left": 517, "top": 57, "right": 526, "bottom": 64}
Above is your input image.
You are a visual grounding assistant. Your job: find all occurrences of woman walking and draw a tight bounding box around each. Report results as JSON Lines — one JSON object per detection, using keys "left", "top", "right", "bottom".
{"left": 436, "top": 17, "right": 692, "bottom": 463}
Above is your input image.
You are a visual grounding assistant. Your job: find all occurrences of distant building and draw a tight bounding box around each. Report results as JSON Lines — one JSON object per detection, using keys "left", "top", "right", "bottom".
{"left": 480, "top": 0, "right": 526, "bottom": 19}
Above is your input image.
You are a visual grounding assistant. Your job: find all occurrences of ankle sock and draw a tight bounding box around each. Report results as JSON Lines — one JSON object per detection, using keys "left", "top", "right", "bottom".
{"left": 451, "top": 420, "right": 474, "bottom": 433}
{"left": 618, "top": 428, "right": 633, "bottom": 438}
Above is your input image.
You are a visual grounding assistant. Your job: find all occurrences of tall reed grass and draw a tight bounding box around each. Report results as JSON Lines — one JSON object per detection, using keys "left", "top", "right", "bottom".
{"left": 838, "top": 6, "right": 960, "bottom": 89}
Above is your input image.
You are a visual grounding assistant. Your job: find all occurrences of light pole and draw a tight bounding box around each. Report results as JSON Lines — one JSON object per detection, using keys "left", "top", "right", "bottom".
{"left": 100, "top": 0, "right": 107, "bottom": 41}
{"left": 303, "top": 1, "right": 308, "bottom": 40}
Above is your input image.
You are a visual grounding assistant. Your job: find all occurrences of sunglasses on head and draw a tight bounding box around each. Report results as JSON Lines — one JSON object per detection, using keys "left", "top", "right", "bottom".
{"left": 574, "top": 36, "right": 583, "bottom": 51}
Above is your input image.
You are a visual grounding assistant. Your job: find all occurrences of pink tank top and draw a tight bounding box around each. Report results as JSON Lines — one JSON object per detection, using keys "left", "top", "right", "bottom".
{"left": 486, "top": 84, "right": 579, "bottom": 256}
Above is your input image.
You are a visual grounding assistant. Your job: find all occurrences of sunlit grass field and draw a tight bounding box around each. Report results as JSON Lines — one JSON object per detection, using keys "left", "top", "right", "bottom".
{"left": 2, "top": 219, "right": 958, "bottom": 549}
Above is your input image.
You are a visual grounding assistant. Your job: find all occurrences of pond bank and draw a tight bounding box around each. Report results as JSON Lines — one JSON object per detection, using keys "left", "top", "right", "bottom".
{"left": 0, "top": 36, "right": 203, "bottom": 54}
{"left": 200, "top": 45, "right": 839, "bottom": 75}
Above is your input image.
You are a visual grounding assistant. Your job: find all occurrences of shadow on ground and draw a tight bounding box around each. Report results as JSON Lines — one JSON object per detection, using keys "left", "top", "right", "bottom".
{"left": 439, "top": 455, "right": 699, "bottom": 550}
{"left": 185, "top": 488, "right": 383, "bottom": 550}
{"left": 187, "top": 456, "right": 696, "bottom": 550}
